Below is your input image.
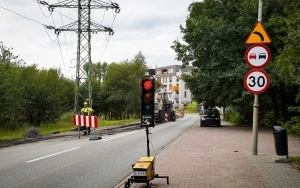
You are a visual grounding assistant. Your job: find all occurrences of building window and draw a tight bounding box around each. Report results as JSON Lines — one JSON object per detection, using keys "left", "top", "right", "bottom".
{"left": 161, "top": 69, "right": 167, "bottom": 74}
{"left": 156, "top": 70, "right": 161, "bottom": 75}
{"left": 176, "top": 76, "right": 179, "bottom": 82}
{"left": 184, "top": 91, "right": 187, "bottom": 98}
{"left": 168, "top": 68, "right": 173, "bottom": 73}
{"left": 184, "top": 84, "right": 189, "bottom": 90}
{"left": 169, "top": 77, "right": 172, "bottom": 82}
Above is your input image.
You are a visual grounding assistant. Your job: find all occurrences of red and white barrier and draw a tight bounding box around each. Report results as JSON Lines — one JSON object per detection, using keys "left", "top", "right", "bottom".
{"left": 180, "top": 110, "right": 185, "bottom": 118}
{"left": 73, "top": 115, "right": 98, "bottom": 128}
{"left": 165, "top": 112, "right": 168, "bottom": 122}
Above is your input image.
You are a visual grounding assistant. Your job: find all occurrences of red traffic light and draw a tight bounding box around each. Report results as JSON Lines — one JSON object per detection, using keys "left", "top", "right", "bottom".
{"left": 141, "top": 76, "right": 155, "bottom": 127}
{"left": 143, "top": 79, "right": 153, "bottom": 90}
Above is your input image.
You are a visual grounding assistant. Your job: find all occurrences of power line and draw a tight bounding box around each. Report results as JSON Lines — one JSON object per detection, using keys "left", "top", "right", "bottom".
{"left": 96, "top": 8, "right": 118, "bottom": 62}
{"left": 0, "top": 2, "right": 68, "bottom": 74}
{"left": 37, "top": 0, "right": 120, "bottom": 116}
{"left": 51, "top": 14, "right": 67, "bottom": 71}
{"left": 33, "top": 0, "right": 77, "bottom": 22}
{"left": 36, "top": 0, "right": 53, "bottom": 18}
{"left": 0, "top": 4, "right": 47, "bottom": 27}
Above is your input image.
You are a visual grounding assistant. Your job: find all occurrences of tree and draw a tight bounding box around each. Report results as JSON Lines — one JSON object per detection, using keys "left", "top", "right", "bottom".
{"left": 19, "top": 67, "right": 74, "bottom": 126}
{"left": 172, "top": 0, "right": 300, "bottom": 125}
{"left": 172, "top": 0, "right": 256, "bottom": 108}
{"left": 93, "top": 62, "right": 108, "bottom": 83}
{"left": 101, "top": 52, "right": 147, "bottom": 119}
{"left": 275, "top": 1, "right": 300, "bottom": 85}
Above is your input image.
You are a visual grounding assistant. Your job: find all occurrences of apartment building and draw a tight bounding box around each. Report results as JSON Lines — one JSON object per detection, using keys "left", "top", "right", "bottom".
{"left": 147, "top": 65, "right": 193, "bottom": 109}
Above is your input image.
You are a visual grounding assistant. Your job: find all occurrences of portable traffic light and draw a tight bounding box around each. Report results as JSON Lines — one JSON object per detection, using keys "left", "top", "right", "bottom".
{"left": 141, "top": 76, "right": 155, "bottom": 127}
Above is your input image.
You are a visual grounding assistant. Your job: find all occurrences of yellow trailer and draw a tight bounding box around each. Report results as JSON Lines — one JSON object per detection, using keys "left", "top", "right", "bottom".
{"left": 124, "top": 156, "right": 169, "bottom": 188}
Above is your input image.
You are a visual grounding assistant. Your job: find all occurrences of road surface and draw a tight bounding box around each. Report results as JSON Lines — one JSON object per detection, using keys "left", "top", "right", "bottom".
{"left": 0, "top": 114, "right": 199, "bottom": 188}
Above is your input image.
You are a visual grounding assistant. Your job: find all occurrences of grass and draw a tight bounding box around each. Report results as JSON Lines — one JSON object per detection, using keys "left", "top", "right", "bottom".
{"left": 290, "top": 156, "right": 300, "bottom": 171}
{"left": 0, "top": 114, "right": 140, "bottom": 141}
{"left": 98, "top": 118, "right": 139, "bottom": 127}
{"left": 0, "top": 128, "right": 25, "bottom": 141}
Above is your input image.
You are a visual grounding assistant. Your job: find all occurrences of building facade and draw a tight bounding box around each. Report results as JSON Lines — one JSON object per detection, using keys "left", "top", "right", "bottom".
{"left": 148, "top": 65, "right": 193, "bottom": 109}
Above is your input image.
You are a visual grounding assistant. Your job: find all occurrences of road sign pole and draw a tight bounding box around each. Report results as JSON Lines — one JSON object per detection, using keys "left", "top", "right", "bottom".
{"left": 258, "top": 0, "right": 263, "bottom": 22}
{"left": 252, "top": 94, "right": 259, "bottom": 155}
{"left": 252, "top": 0, "right": 263, "bottom": 155}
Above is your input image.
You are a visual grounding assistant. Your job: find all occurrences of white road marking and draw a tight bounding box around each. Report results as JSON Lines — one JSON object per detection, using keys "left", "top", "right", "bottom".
{"left": 99, "top": 130, "right": 143, "bottom": 142}
{"left": 26, "top": 147, "right": 80, "bottom": 163}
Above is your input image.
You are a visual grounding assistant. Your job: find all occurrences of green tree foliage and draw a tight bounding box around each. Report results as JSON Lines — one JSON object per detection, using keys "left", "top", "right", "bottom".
{"left": 275, "top": 1, "right": 300, "bottom": 86}
{"left": 1, "top": 40, "right": 150, "bottom": 128}
{"left": 0, "top": 42, "right": 75, "bottom": 128}
{"left": 101, "top": 51, "right": 147, "bottom": 119}
{"left": 172, "top": 0, "right": 300, "bottom": 126}
{"left": 172, "top": 0, "right": 256, "bottom": 108}
{"left": 20, "top": 68, "right": 74, "bottom": 126}
{"left": 93, "top": 62, "right": 108, "bottom": 83}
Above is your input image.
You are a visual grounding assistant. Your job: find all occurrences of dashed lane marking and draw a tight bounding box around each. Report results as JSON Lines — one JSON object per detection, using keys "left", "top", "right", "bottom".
{"left": 99, "top": 130, "right": 143, "bottom": 142}
{"left": 26, "top": 147, "right": 80, "bottom": 163}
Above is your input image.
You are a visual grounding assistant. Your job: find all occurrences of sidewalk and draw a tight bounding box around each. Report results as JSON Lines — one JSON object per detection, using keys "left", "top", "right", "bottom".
{"left": 122, "top": 119, "right": 300, "bottom": 188}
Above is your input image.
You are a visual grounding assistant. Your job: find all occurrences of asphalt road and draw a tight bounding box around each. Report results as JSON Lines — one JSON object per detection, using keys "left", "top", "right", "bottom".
{"left": 0, "top": 114, "right": 199, "bottom": 188}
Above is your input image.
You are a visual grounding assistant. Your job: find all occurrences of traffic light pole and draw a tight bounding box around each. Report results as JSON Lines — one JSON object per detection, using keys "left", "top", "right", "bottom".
{"left": 146, "top": 127, "right": 150, "bottom": 157}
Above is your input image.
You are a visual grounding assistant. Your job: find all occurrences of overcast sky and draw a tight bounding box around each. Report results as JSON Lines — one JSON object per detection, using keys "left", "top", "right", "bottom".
{"left": 0, "top": 0, "right": 198, "bottom": 78}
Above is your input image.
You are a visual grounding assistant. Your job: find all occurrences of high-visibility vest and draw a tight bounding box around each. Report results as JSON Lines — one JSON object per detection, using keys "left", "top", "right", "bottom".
{"left": 81, "top": 107, "right": 93, "bottom": 116}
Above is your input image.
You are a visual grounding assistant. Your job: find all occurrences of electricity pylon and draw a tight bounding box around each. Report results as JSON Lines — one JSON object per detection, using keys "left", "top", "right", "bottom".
{"left": 39, "top": 0, "right": 120, "bottom": 113}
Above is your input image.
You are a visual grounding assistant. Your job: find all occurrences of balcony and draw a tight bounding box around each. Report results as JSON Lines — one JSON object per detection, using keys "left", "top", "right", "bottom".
{"left": 170, "top": 86, "right": 179, "bottom": 91}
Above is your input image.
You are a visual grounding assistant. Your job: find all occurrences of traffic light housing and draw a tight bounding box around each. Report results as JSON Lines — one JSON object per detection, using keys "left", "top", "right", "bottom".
{"left": 141, "top": 76, "right": 155, "bottom": 127}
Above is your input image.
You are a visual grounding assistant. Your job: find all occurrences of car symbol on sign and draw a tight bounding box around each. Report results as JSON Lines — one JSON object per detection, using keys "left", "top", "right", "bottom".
{"left": 249, "top": 53, "right": 256, "bottom": 59}
{"left": 259, "top": 53, "right": 266, "bottom": 59}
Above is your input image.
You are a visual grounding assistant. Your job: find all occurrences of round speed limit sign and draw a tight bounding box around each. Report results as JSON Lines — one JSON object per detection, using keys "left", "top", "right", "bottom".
{"left": 244, "top": 69, "right": 270, "bottom": 94}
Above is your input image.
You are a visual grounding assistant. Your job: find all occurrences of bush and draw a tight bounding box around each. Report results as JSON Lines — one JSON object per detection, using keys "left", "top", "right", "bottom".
{"left": 59, "top": 112, "right": 73, "bottom": 123}
{"left": 183, "top": 104, "right": 197, "bottom": 113}
{"left": 260, "top": 111, "right": 277, "bottom": 128}
{"left": 224, "top": 110, "right": 245, "bottom": 126}
{"left": 280, "top": 116, "right": 300, "bottom": 136}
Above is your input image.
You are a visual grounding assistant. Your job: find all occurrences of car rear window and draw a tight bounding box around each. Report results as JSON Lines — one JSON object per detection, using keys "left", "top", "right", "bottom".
{"left": 204, "top": 109, "right": 219, "bottom": 116}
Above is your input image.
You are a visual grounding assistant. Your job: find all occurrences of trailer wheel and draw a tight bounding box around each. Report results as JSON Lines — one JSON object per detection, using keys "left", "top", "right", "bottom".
{"left": 124, "top": 182, "right": 130, "bottom": 188}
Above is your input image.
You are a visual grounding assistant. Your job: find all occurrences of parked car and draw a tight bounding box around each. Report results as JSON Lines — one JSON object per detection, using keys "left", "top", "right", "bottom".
{"left": 200, "top": 108, "right": 221, "bottom": 127}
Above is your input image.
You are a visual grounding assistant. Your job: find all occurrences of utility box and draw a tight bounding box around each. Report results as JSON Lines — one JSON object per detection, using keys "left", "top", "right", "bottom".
{"left": 132, "top": 157, "right": 155, "bottom": 181}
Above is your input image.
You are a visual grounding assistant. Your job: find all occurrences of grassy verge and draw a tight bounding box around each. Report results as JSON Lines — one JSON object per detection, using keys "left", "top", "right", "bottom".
{"left": 290, "top": 156, "right": 300, "bottom": 171}
{"left": 0, "top": 114, "right": 139, "bottom": 141}
{"left": 98, "top": 118, "right": 139, "bottom": 127}
{"left": 0, "top": 128, "right": 26, "bottom": 141}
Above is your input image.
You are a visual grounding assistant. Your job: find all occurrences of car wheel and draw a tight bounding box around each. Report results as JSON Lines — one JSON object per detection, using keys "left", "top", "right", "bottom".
{"left": 200, "top": 120, "right": 204, "bottom": 127}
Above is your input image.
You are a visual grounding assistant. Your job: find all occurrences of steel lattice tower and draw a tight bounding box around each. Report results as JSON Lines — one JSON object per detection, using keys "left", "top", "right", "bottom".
{"left": 39, "top": 0, "right": 120, "bottom": 113}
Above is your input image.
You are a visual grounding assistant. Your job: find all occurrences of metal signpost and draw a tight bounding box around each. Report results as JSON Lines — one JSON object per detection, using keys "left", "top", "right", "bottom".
{"left": 245, "top": 0, "right": 272, "bottom": 155}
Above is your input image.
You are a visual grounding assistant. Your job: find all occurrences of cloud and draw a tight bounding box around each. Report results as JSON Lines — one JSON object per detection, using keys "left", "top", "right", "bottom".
{"left": 0, "top": 0, "right": 197, "bottom": 77}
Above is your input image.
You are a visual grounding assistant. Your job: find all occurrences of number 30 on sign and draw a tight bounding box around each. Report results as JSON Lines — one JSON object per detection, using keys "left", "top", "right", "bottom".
{"left": 244, "top": 69, "right": 270, "bottom": 94}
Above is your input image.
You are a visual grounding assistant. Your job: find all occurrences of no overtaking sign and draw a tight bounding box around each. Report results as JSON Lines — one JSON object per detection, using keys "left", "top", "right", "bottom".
{"left": 245, "top": 44, "right": 271, "bottom": 69}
